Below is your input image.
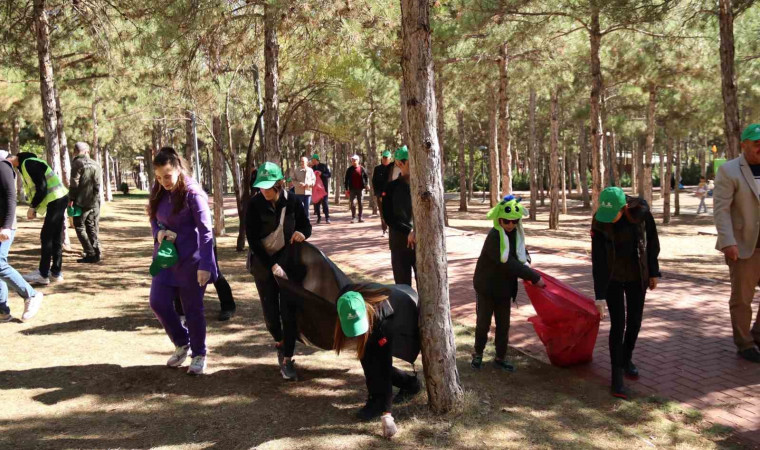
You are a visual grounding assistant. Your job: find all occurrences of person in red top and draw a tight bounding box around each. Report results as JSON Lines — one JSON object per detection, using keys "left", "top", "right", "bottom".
{"left": 344, "top": 154, "right": 369, "bottom": 223}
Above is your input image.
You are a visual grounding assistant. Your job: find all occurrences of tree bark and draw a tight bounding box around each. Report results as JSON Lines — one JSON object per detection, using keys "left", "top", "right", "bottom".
{"left": 212, "top": 115, "right": 226, "bottom": 236}
{"left": 103, "top": 146, "right": 113, "bottom": 201}
{"left": 369, "top": 102, "right": 379, "bottom": 215}
{"left": 92, "top": 101, "right": 105, "bottom": 205}
{"left": 10, "top": 116, "right": 24, "bottom": 200}
{"left": 33, "top": 0, "right": 60, "bottom": 174}
{"left": 561, "top": 135, "right": 568, "bottom": 215}
{"left": 579, "top": 123, "right": 590, "bottom": 208}
{"left": 488, "top": 89, "right": 500, "bottom": 207}
{"left": 54, "top": 90, "right": 70, "bottom": 185}
{"left": 264, "top": 3, "right": 281, "bottom": 164}
{"left": 589, "top": 10, "right": 605, "bottom": 212}
{"left": 529, "top": 88, "right": 538, "bottom": 220}
{"left": 498, "top": 42, "right": 512, "bottom": 196}
{"left": 435, "top": 72, "right": 449, "bottom": 226}
{"left": 719, "top": 0, "right": 741, "bottom": 159}
{"left": 549, "top": 89, "right": 560, "bottom": 230}
{"left": 468, "top": 137, "right": 475, "bottom": 202}
{"left": 185, "top": 110, "right": 195, "bottom": 169}
{"left": 400, "top": 79, "right": 411, "bottom": 145}
{"left": 643, "top": 88, "right": 657, "bottom": 204}
{"left": 400, "top": 0, "right": 462, "bottom": 413}
{"left": 663, "top": 137, "right": 673, "bottom": 224}
{"left": 675, "top": 139, "right": 681, "bottom": 216}
{"left": 457, "top": 109, "right": 467, "bottom": 212}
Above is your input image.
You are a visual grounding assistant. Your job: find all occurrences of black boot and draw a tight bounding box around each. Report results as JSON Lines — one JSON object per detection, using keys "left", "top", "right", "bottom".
{"left": 393, "top": 376, "right": 421, "bottom": 404}
{"left": 356, "top": 396, "right": 384, "bottom": 421}
{"left": 624, "top": 361, "right": 639, "bottom": 379}
{"left": 611, "top": 367, "right": 629, "bottom": 400}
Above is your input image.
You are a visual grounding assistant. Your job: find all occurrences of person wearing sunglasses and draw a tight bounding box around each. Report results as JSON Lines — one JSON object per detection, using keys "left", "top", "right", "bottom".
{"left": 472, "top": 195, "right": 544, "bottom": 371}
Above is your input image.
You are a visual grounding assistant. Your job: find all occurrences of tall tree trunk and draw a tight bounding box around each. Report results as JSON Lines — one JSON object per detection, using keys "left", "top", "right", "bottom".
{"left": 457, "top": 110, "right": 467, "bottom": 212}
{"left": 185, "top": 110, "right": 195, "bottom": 169}
{"left": 498, "top": 42, "right": 512, "bottom": 196}
{"left": 10, "top": 116, "right": 24, "bottom": 200}
{"left": 589, "top": 10, "right": 605, "bottom": 211}
{"left": 612, "top": 131, "right": 620, "bottom": 186}
{"left": 468, "top": 139, "right": 475, "bottom": 202}
{"left": 719, "top": 0, "right": 741, "bottom": 159}
{"left": 663, "top": 137, "right": 673, "bottom": 224}
{"left": 400, "top": 79, "right": 411, "bottom": 145}
{"left": 643, "top": 88, "right": 656, "bottom": 205}
{"left": 529, "top": 88, "right": 538, "bottom": 220}
{"left": 561, "top": 136, "right": 568, "bottom": 215}
{"left": 539, "top": 135, "right": 546, "bottom": 207}
{"left": 631, "top": 139, "right": 638, "bottom": 195}
{"left": 264, "top": 3, "right": 281, "bottom": 164}
{"left": 224, "top": 107, "right": 242, "bottom": 244}
{"left": 675, "top": 139, "right": 681, "bottom": 216}
{"left": 103, "top": 146, "right": 113, "bottom": 201}
{"left": 33, "top": 0, "right": 60, "bottom": 174}
{"left": 699, "top": 139, "right": 707, "bottom": 178}
{"left": 549, "top": 89, "right": 560, "bottom": 230}
{"left": 54, "top": 91, "right": 70, "bottom": 185}
{"left": 401, "top": 0, "right": 463, "bottom": 412}
{"left": 364, "top": 128, "right": 377, "bottom": 214}
{"left": 92, "top": 101, "right": 105, "bottom": 205}
{"left": 636, "top": 136, "right": 645, "bottom": 197}
{"left": 488, "top": 91, "right": 500, "bottom": 207}
{"left": 333, "top": 141, "right": 341, "bottom": 205}
{"left": 369, "top": 103, "right": 379, "bottom": 215}
{"left": 212, "top": 116, "right": 226, "bottom": 236}
{"left": 435, "top": 72, "right": 449, "bottom": 227}
{"left": 579, "top": 123, "right": 590, "bottom": 208}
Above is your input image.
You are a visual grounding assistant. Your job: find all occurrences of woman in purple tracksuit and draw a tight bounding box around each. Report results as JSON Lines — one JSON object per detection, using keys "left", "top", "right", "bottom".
{"left": 148, "top": 147, "right": 218, "bottom": 375}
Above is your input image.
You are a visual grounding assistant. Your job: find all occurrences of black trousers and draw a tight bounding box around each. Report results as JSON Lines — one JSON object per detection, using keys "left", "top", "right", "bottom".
{"left": 473, "top": 291, "right": 511, "bottom": 360}
{"left": 313, "top": 197, "right": 330, "bottom": 219}
{"left": 250, "top": 252, "right": 299, "bottom": 358}
{"left": 349, "top": 189, "right": 363, "bottom": 219}
{"left": 361, "top": 331, "right": 417, "bottom": 413}
{"left": 389, "top": 229, "right": 416, "bottom": 286}
{"left": 605, "top": 280, "right": 646, "bottom": 368}
{"left": 39, "top": 196, "right": 68, "bottom": 277}
{"left": 74, "top": 203, "right": 100, "bottom": 257}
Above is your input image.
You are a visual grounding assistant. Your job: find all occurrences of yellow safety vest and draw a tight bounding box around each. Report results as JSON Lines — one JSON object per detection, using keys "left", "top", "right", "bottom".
{"left": 21, "top": 157, "right": 68, "bottom": 216}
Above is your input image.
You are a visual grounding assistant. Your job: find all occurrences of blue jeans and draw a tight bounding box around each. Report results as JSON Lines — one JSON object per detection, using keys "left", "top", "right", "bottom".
{"left": 296, "top": 194, "right": 311, "bottom": 219}
{"left": 0, "top": 230, "right": 38, "bottom": 314}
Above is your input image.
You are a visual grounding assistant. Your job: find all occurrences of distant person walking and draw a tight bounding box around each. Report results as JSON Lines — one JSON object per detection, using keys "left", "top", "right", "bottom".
{"left": 0, "top": 150, "right": 43, "bottom": 322}
{"left": 714, "top": 124, "right": 760, "bottom": 363}
{"left": 7, "top": 152, "right": 69, "bottom": 286}
{"left": 382, "top": 147, "right": 416, "bottom": 286}
{"left": 344, "top": 154, "right": 368, "bottom": 223}
{"left": 292, "top": 156, "right": 316, "bottom": 219}
{"left": 310, "top": 154, "right": 331, "bottom": 224}
{"left": 69, "top": 142, "right": 102, "bottom": 263}
{"left": 695, "top": 176, "right": 709, "bottom": 214}
{"left": 372, "top": 150, "right": 394, "bottom": 236}
{"left": 148, "top": 147, "right": 217, "bottom": 375}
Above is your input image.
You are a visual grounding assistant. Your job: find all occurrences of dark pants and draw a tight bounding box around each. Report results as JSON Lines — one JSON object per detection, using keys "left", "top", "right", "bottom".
{"left": 296, "top": 194, "right": 311, "bottom": 219}
{"left": 377, "top": 197, "right": 387, "bottom": 233}
{"left": 74, "top": 203, "right": 100, "bottom": 257}
{"left": 250, "top": 252, "right": 299, "bottom": 358}
{"left": 39, "top": 196, "right": 68, "bottom": 277}
{"left": 313, "top": 197, "right": 330, "bottom": 220}
{"left": 389, "top": 229, "right": 416, "bottom": 286}
{"left": 361, "top": 330, "right": 417, "bottom": 413}
{"left": 473, "top": 291, "right": 511, "bottom": 360}
{"left": 605, "top": 280, "right": 646, "bottom": 368}
{"left": 349, "top": 189, "right": 363, "bottom": 219}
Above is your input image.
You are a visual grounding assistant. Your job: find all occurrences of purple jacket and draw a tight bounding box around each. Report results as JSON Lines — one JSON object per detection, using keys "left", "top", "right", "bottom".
{"left": 150, "top": 177, "right": 218, "bottom": 286}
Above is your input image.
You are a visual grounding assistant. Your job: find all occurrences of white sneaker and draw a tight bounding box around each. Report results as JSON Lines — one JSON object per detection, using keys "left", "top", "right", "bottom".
{"left": 187, "top": 355, "right": 206, "bottom": 375}
{"left": 50, "top": 273, "right": 64, "bottom": 283}
{"left": 21, "top": 292, "right": 44, "bottom": 321}
{"left": 166, "top": 345, "right": 189, "bottom": 367}
{"left": 381, "top": 414, "right": 397, "bottom": 438}
{"left": 22, "top": 270, "right": 49, "bottom": 286}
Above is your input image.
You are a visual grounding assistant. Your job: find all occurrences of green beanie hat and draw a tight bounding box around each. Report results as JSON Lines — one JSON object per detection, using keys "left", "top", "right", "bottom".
{"left": 337, "top": 291, "right": 369, "bottom": 338}
{"left": 595, "top": 187, "right": 627, "bottom": 223}
{"left": 253, "top": 162, "right": 284, "bottom": 189}
{"left": 149, "top": 239, "right": 179, "bottom": 276}
{"left": 311, "top": 153, "right": 320, "bottom": 160}
{"left": 394, "top": 145, "right": 409, "bottom": 161}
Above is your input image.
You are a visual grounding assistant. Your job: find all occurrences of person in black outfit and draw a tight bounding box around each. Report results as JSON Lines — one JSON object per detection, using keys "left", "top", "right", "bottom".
{"left": 472, "top": 196, "right": 544, "bottom": 372}
{"left": 173, "top": 241, "right": 236, "bottom": 321}
{"left": 372, "top": 150, "right": 394, "bottom": 236}
{"left": 333, "top": 285, "right": 421, "bottom": 438}
{"left": 382, "top": 147, "right": 416, "bottom": 286}
{"left": 344, "top": 155, "right": 369, "bottom": 223}
{"left": 310, "top": 154, "right": 331, "bottom": 224}
{"left": 592, "top": 186, "right": 661, "bottom": 400}
{"left": 246, "top": 162, "right": 312, "bottom": 381}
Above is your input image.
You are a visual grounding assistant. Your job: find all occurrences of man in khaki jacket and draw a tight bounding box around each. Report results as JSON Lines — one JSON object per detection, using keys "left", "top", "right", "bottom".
{"left": 714, "top": 124, "right": 760, "bottom": 362}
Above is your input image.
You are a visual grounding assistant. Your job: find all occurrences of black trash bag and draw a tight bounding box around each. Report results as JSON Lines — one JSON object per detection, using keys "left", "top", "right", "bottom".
{"left": 275, "top": 242, "right": 420, "bottom": 364}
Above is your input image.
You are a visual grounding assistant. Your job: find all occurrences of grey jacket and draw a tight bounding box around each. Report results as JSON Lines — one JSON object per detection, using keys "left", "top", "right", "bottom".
{"left": 714, "top": 154, "right": 760, "bottom": 259}
{"left": 69, "top": 155, "right": 101, "bottom": 209}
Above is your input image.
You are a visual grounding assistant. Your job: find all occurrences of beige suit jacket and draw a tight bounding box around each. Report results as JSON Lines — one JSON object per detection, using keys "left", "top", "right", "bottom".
{"left": 714, "top": 154, "right": 760, "bottom": 259}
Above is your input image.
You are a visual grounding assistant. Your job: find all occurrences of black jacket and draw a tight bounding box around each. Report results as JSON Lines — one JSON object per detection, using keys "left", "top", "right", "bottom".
{"left": 69, "top": 155, "right": 101, "bottom": 209}
{"left": 245, "top": 190, "right": 312, "bottom": 269}
{"left": 591, "top": 196, "right": 661, "bottom": 300}
{"left": 0, "top": 160, "right": 17, "bottom": 229}
{"left": 382, "top": 177, "right": 413, "bottom": 234}
{"left": 312, "top": 162, "right": 331, "bottom": 190}
{"left": 344, "top": 165, "right": 369, "bottom": 191}
{"left": 473, "top": 228, "right": 541, "bottom": 300}
{"left": 371, "top": 163, "right": 393, "bottom": 197}
{"left": 17, "top": 152, "right": 50, "bottom": 209}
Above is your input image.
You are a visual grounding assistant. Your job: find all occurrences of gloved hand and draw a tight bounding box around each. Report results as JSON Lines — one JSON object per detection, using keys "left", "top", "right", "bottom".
{"left": 595, "top": 300, "right": 606, "bottom": 320}
{"left": 381, "top": 413, "right": 397, "bottom": 439}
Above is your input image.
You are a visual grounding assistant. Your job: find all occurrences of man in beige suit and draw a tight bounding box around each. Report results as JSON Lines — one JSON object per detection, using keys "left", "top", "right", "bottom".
{"left": 714, "top": 124, "right": 760, "bottom": 362}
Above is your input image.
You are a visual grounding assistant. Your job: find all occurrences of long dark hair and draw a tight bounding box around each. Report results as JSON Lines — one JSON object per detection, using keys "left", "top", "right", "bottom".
{"left": 148, "top": 147, "right": 190, "bottom": 220}
{"left": 333, "top": 285, "right": 391, "bottom": 360}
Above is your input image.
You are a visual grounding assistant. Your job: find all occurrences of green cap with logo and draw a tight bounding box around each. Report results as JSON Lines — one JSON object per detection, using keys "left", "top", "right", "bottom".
{"left": 149, "top": 239, "right": 179, "bottom": 276}
{"left": 311, "top": 153, "right": 320, "bottom": 161}
{"left": 595, "top": 187, "right": 627, "bottom": 223}
{"left": 253, "top": 162, "right": 284, "bottom": 189}
{"left": 67, "top": 205, "right": 82, "bottom": 217}
{"left": 394, "top": 145, "right": 409, "bottom": 161}
{"left": 741, "top": 124, "right": 760, "bottom": 142}
{"left": 382, "top": 150, "right": 392, "bottom": 158}
{"left": 337, "top": 291, "right": 369, "bottom": 337}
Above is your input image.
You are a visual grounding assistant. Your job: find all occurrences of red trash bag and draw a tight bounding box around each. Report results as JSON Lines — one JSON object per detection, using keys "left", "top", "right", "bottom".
{"left": 523, "top": 269, "right": 600, "bottom": 367}
{"left": 312, "top": 170, "right": 327, "bottom": 204}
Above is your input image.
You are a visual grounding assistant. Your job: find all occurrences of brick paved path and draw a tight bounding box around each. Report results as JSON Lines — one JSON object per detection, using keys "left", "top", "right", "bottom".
{"left": 308, "top": 206, "right": 760, "bottom": 445}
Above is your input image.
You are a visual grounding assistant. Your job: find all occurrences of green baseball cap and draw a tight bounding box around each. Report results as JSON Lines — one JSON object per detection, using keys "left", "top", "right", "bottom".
{"left": 67, "top": 205, "right": 82, "bottom": 217}
{"left": 394, "top": 145, "right": 409, "bottom": 161}
{"left": 311, "top": 153, "right": 320, "bottom": 160}
{"left": 337, "top": 291, "right": 369, "bottom": 338}
{"left": 253, "top": 162, "right": 284, "bottom": 189}
{"left": 595, "top": 187, "right": 627, "bottom": 223}
{"left": 149, "top": 239, "right": 179, "bottom": 276}
{"left": 741, "top": 124, "right": 760, "bottom": 142}
{"left": 382, "top": 150, "right": 392, "bottom": 158}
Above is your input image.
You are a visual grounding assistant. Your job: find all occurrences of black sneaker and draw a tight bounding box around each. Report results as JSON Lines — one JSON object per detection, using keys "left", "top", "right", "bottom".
{"left": 493, "top": 359, "right": 516, "bottom": 373}
{"left": 218, "top": 309, "right": 235, "bottom": 322}
{"left": 624, "top": 361, "right": 639, "bottom": 379}
{"left": 358, "top": 217, "right": 364, "bottom": 223}
{"left": 281, "top": 359, "right": 298, "bottom": 381}
{"left": 738, "top": 347, "right": 760, "bottom": 363}
{"left": 76, "top": 255, "right": 98, "bottom": 263}
{"left": 0, "top": 312, "right": 12, "bottom": 323}
{"left": 471, "top": 355, "right": 483, "bottom": 370}
{"left": 611, "top": 367, "right": 629, "bottom": 400}
{"left": 316, "top": 217, "right": 322, "bottom": 224}
{"left": 356, "top": 397, "right": 384, "bottom": 421}
{"left": 393, "top": 377, "right": 421, "bottom": 404}
{"left": 325, "top": 218, "right": 331, "bottom": 224}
